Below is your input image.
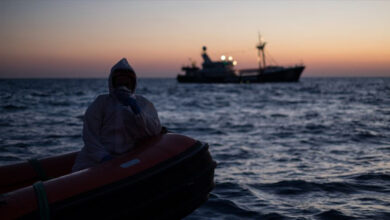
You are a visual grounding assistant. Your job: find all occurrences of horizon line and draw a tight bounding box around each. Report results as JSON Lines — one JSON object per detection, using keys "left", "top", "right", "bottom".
{"left": 1, "top": 76, "right": 390, "bottom": 80}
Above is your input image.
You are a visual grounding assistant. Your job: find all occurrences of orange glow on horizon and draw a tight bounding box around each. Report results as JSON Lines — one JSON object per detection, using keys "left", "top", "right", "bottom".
{"left": 1, "top": 1, "right": 389, "bottom": 78}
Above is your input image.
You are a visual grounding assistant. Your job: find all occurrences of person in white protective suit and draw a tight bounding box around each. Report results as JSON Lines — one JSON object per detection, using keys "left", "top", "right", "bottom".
{"left": 72, "top": 58, "right": 162, "bottom": 172}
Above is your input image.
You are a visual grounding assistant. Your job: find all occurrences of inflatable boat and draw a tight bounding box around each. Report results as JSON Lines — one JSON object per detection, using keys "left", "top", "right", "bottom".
{"left": 0, "top": 133, "right": 216, "bottom": 219}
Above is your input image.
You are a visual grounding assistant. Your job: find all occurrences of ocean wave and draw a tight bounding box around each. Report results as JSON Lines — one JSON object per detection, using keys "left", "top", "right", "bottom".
{"left": 76, "top": 115, "right": 84, "bottom": 120}
{"left": 203, "top": 197, "right": 261, "bottom": 219}
{"left": 0, "top": 155, "right": 22, "bottom": 163}
{"left": 214, "top": 147, "right": 255, "bottom": 161}
{"left": 176, "top": 126, "right": 226, "bottom": 136}
{"left": 352, "top": 173, "right": 390, "bottom": 181}
{"left": 45, "top": 134, "right": 82, "bottom": 139}
{"left": 46, "top": 101, "right": 72, "bottom": 106}
{"left": 74, "top": 91, "right": 85, "bottom": 96}
{"left": 314, "top": 209, "right": 356, "bottom": 220}
{"left": 3, "top": 142, "right": 29, "bottom": 149}
{"left": 214, "top": 182, "right": 251, "bottom": 196}
{"left": 249, "top": 180, "right": 384, "bottom": 195}
{"left": 31, "top": 91, "right": 50, "bottom": 97}
{"left": 0, "top": 121, "right": 11, "bottom": 127}
{"left": 378, "top": 147, "right": 390, "bottom": 151}
{"left": 260, "top": 213, "right": 290, "bottom": 220}
{"left": 354, "top": 128, "right": 383, "bottom": 139}
{"left": 270, "top": 113, "right": 288, "bottom": 118}
{"left": 2, "top": 104, "right": 27, "bottom": 110}
{"left": 304, "top": 123, "right": 328, "bottom": 131}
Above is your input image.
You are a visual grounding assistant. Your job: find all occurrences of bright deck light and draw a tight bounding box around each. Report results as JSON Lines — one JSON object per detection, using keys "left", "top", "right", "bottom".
{"left": 228, "top": 56, "right": 233, "bottom": 61}
{"left": 233, "top": 61, "right": 237, "bottom": 66}
{"left": 221, "top": 55, "right": 226, "bottom": 61}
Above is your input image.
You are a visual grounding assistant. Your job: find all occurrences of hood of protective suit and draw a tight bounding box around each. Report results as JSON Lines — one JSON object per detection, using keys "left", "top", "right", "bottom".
{"left": 108, "top": 58, "right": 137, "bottom": 94}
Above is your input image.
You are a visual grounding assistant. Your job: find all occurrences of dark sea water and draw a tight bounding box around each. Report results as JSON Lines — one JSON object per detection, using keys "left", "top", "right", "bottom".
{"left": 1, "top": 78, "right": 390, "bottom": 219}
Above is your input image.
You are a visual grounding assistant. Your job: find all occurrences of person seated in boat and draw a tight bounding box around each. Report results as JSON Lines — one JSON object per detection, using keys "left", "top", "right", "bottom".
{"left": 72, "top": 58, "right": 162, "bottom": 172}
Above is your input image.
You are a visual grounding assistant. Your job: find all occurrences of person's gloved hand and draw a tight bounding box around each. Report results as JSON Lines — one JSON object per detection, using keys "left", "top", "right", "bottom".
{"left": 114, "top": 89, "right": 141, "bottom": 114}
{"left": 126, "top": 97, "right": 141, "bottom": 114}
{"left": 101, "top": 155, "right": 113, "bottom": 163}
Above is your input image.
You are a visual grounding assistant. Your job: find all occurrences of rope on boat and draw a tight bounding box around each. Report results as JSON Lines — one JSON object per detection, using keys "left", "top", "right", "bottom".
{"left": 33, "top": 181, "right": 50, "bottom": 220}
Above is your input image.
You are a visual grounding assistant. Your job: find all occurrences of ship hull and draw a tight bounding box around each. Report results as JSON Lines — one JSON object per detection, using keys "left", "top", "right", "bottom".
{"left": 177, "top": 66, "right": 304, "bottom": 83}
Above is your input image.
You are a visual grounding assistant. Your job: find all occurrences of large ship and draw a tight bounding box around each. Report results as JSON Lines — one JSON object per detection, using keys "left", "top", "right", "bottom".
{"left": 177, "top": 36, "right": 305, "bottom": 83}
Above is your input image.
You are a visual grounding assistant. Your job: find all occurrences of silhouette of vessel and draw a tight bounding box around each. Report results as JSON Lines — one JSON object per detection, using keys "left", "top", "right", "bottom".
{"left": 177, "top": 35, "right": 305, "bottom": 83}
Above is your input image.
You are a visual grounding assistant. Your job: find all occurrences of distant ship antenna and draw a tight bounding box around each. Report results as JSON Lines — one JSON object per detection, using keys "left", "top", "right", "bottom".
{"left": 256, "top": 33, "right": 266, "bottom": 72}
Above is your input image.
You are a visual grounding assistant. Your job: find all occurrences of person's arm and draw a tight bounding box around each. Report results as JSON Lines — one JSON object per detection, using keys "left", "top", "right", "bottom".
{"left": 139, "top": 101, "right": 162, "bottom": 136}
{"left": 82, "top": 96, "right": 111, "bottom": 163}
{"left": 133, "top": 96, "right": 162, "bottom": 137}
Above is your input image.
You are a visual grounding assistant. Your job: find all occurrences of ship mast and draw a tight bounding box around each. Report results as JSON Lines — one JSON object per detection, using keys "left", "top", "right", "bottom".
{"left": 256, "top": 34, "right": 266, "bottom": 72}
{"left": 201, "top": 46, "right": 212, "bottom": 64}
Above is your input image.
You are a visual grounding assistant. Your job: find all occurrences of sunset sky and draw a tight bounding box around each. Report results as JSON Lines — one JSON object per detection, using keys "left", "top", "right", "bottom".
{"left": 1, "top": 1, "right": 389, "bottom": 78}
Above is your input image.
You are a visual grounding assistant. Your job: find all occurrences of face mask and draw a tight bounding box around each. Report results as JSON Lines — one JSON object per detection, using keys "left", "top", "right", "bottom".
{"left": 117, "top": 86, "right": 131, "bottom": 92}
